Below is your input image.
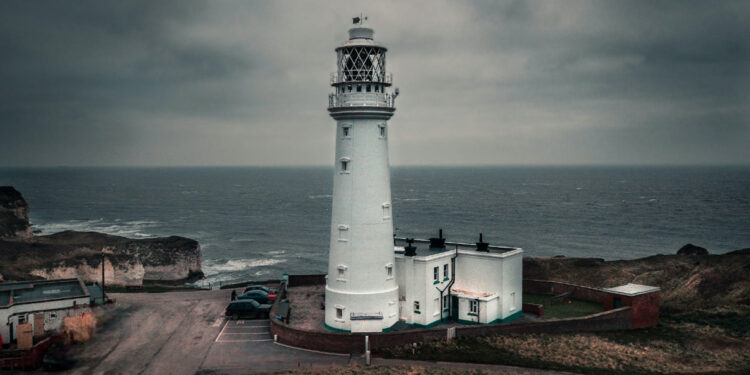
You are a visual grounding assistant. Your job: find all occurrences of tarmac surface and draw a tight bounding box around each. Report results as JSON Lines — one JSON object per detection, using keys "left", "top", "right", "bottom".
{"left": 60, "top": 289, "right": 573, "bottom": 375}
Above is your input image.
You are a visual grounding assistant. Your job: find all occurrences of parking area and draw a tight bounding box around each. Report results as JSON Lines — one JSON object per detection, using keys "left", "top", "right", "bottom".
{"left": 215, "top": 319, "right": 272, "bottom": 343}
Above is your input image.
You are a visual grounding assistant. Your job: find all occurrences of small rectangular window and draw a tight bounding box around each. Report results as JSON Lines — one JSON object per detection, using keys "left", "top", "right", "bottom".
{"left": 347, "top": 85, "right": 352, "bottom": 92}
{"left": 470, "top": 300, "right": 478, "bottom": 314}
{"left": 356, "top": 85, "right": 362, "bottom": 92}
{"left": 366, "top": 85, "right": 371, "bottom": 92}
{"left": 342, "top": 126, "right": 350, "bottom": 137}
{"left": 433, "top": 266, "right": 439, "bottom": 281}
{"left": 338, "top": 268, "right": 345, "bottom": 278}
{"left": 443, "top": 264, "right": 449, "bottom": 278}
{"left": 386, "top": 265, "right": 393, "bottom": 277}
{"left": 336, "top": 308, "right": 343, "bottom": 319}
{"left": 382, "top": 202, "right": 391, "bottom": 219}
{"left": 375, "top": 85, "right": 380, "bottom": 92}
{"left": 379, "top": 124, "right": 386, "bottom": 137}
{"left": 414, "top": 301, "right": 420, "bottom": 312}
{"left": 341, "top": 160, "right": 348, "bottom": 171}
{"left": 443, "top": 295, "right": 449, "bottom": 310}
{"left": 338, "top": 224, "right": 349, "bottom": 241}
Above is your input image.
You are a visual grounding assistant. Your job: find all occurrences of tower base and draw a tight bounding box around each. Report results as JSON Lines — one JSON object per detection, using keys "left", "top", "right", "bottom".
{"left": 324, "top": 285, "right": 399, "bottom": 332}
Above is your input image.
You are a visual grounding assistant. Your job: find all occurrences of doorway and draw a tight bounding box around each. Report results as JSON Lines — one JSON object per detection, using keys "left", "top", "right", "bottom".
{"left": 451, "top": 296, "right": 459, "bottom": 320}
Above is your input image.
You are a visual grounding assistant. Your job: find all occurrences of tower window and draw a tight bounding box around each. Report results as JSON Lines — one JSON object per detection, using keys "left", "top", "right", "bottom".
{"left": 336, "top": 307, "right": 343, "bottom": 319}
{"left": 386, "top": 264, "right": 393, "bottom": 278}
{"left": 337, "top": 224, "right": 349, "bottom": 241}
{"left": 366, "top": 85, "right": 371, "bottom": 92}
{"left": 379, "top": 124, "right": 386, "bottom": 138}
{"left": 341, "top": 160, "right": 349, "bottom": 171}
{"left": 342, "top": 126, "right": 350, "bottom": 137}
{"left": 338, "top": 268, "right": 345, "bottom": 278}
{"left": 382, "top": 202, "right": 391, "bottom": 220}
{"left": 357, "top": 85, "right": 362, "bottom": 92}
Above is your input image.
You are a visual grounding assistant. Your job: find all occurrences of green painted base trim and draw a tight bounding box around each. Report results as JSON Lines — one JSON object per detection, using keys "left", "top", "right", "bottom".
{"left": 381, "top": 321, "right": 399, "bottom": 332}
{"left": 433, "top": 280, "right": 440, "bottom": 285}
{"left": 457, "top": 318, "right": 481, "bottom": 325}
{"left": 409, "top": 319, "right": 443, "bottom": 328}
{"left": 443, "top": 277, "right": 450, "bottom": 281}
{"left": 467, "top": 312, "right": 478, "bottom": 317}
{"left": 413, "top": 311, "right": 421, "bottom": 314}
{"left": 324, "top": 322, "right": 351, "bottom": 333}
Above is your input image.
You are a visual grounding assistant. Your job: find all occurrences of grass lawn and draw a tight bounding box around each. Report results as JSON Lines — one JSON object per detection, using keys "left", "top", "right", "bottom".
{"left": 523, "top": 293, "right": 603, "bottom": 319}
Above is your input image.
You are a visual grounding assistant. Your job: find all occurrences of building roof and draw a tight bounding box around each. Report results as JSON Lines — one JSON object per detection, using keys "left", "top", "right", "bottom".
{"left": 602, "top": 283, "right": 660, "bottom": 296}
{"left": 394, "top": 237, "right": 521, "bottom": 259}
{"left": 0, "top": 278, "right": 89, "bottom": 308}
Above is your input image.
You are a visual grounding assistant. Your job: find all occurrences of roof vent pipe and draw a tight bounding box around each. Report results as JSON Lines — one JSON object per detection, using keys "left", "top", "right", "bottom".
{"left": 476, "top": 233, "right": 489, "bottom": 252}
{"left": 404, "top": 238, "right": 417, "bottom": 256}
{"left": 429, "top": 228, "right": 446, "bottom": 249}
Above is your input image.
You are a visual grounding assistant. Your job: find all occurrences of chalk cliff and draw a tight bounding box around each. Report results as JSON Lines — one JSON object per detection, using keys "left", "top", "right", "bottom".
{"left": 0, "top": 186, "right": 203, "bottom": 285}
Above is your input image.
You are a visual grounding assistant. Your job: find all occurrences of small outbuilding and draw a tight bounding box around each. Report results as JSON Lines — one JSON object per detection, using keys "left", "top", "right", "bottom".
{"left": 602, "top": 283, "right": 660, "bottom": 329}
{"left": 0, "top": 278, "right": 92, "bottom": 345}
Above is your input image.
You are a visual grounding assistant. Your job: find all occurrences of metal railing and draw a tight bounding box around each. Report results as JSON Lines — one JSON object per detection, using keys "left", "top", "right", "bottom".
{"left": 328, "top": 92, "right": 395, "bottom": 109}
{"left": 330, "top": 72, "right": 392, "bottom": 85}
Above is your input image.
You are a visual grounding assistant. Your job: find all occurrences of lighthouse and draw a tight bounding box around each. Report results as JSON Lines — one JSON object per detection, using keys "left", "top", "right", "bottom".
{"left": 324, "top": 18, "right": 399, "bottom": 332}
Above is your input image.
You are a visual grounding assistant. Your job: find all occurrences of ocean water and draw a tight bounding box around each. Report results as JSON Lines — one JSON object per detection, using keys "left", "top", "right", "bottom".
{"left": 1, "top": 166, "right": 749, "bottom": 284}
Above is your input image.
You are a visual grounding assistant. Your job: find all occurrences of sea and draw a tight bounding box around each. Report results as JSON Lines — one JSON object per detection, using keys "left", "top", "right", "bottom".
{"left": 1, "top": 166, "right": 749, "bottom": 285}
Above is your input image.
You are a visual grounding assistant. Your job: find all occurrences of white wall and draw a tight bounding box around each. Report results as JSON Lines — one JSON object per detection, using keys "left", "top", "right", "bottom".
{"left": 0, "top": 296, "right": 90, "bottom": 342}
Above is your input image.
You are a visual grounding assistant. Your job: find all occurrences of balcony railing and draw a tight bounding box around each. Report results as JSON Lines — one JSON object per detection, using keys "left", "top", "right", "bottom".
{"left": 328, "top": 92, "right": 395, "bottom": 109}
{"left": 330, "top": 72, "right": 392, "bottom": 85}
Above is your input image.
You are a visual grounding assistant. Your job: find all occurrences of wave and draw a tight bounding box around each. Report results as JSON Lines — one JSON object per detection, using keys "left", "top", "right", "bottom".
{"left": 203, "top": 258, "right": 287, "bottom": 276}
{"left": 308, "top": 194, "right": 332, "bottom": 199}
{"left": 32, "top": 218, "right": 158, "bottom": 238}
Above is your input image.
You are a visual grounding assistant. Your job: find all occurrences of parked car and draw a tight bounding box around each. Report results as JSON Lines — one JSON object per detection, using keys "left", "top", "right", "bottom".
{"left": 242, "top": 285, "right": 277, "bottom": 300}
{"left": 236, "top": 290, "right": 270, "bottom": 304}
{"left": 224, "top": 299, "right": 271, "bottom": 319}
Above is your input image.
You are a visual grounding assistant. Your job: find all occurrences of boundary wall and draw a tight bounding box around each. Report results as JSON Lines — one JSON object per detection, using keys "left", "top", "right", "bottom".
{"left": 269, "top": 276, "right": 638, "bottom": 354}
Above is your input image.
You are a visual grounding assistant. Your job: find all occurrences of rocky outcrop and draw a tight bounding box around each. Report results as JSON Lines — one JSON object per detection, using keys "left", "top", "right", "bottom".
{"left": 0, "top": 186, "right": 203, "bottom": 286}
{"left": 677, "top": 243, "right": 709, "bottom": 256}
{"left": 0, "top": 186, "right": 32, "bottom": 239}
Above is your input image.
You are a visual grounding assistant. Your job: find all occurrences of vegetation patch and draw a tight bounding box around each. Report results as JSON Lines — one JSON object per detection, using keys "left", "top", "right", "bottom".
{"left": 378, "top": 306, "right": 750, "bottom": 375}
{"left": 523, "top": 292, "right": 603, "bottom": 319}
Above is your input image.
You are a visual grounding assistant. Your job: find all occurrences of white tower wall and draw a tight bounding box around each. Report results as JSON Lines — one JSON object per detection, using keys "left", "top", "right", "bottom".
{"left": 324, "top": 23, "right": 399, "bottom": 332}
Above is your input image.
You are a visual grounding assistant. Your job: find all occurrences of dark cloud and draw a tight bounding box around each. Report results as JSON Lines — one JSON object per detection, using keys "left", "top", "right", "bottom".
{"left": 1, "top": 0, "right": 748, "bottom": 166}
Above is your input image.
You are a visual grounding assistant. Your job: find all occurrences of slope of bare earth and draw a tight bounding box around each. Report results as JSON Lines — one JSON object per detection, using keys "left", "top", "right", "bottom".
{"left": 523, "top": 250, "right": 750, "bottom": 313}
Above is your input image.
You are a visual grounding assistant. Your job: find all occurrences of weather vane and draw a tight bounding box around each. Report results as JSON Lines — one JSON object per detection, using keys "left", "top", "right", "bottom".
{"left": 352, "top": 13, "right": 367, "bottom": 25}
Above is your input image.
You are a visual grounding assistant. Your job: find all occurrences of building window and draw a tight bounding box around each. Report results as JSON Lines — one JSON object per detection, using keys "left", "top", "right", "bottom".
{"left": 443, "top": 295, "right": 449, "bottom": 311}
{"left": 341, "top": 160, "right": 348, "bottom": 171}
{"left": 433, "top": 266, "right": 439, "bottom": 281}
{"left": 414, "top": 301, "right": 420, "bottom": 313}
{"left": 336, "top": 308, "right": 343, "bottom": 319}
{"left": 443, "top": 264, "right": 449, "bottom": 279}
{"left": 386, "top": 264, "right": 393, "bottom": 278}
{"left": 347, "top": 85, "right": 352, "bottom": 92}
{"left": 342, "top": 126, "right": 350, "bottom": 137}
{"left": 357, "top": 85, "right": 362, "bottom": 92}
{"left": 338, "top": 268, "right": 345, "bottom": 278}
{"left": 382, "top": 202, "right": 391, "bottom": 220}
{"left": 510, "top": 292, "right": 516, "bottom": 311}
{"left": 469, "top": 300, "right": 478, "bottom": 314}
{"left": 379, "top": 124, "right": 386, "bottom": 138}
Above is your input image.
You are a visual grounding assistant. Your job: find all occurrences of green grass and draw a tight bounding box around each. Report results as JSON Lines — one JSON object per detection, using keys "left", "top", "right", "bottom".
{"left": 523, "top": 293, "right": 603, "bottom": 319}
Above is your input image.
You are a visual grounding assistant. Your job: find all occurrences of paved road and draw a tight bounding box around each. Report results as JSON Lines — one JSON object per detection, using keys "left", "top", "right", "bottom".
{"left": 65, "top": 289, "right": 572, "bottom": 375}
{"left": 67, "top": 290, "right": 349, "bottom": 375}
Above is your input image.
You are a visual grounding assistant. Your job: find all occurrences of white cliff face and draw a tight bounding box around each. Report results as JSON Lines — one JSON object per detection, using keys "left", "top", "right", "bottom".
{"left": 30, "top": 259, "right": 146, "bottom": 286}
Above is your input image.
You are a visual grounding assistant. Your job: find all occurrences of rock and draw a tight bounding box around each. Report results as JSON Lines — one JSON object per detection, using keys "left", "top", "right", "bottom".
{"left": 0, "top": 186, "right": 33, "bottom": 239}
{"left": 0, "top": 187, "right": 203, "bottom": 286}
{"left": 677, "top": 243, "right": 709, "bottom": 256}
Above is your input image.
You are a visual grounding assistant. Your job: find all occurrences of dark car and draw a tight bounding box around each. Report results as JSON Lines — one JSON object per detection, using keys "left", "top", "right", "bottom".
{"left": 225, "top": 299, "right": 271, "bottom": 319}
{"left": 237, "top": 290, "right": 270, "bottom": 304}
{"left": 242, "top": 285, "right": 277, "bottom": 300}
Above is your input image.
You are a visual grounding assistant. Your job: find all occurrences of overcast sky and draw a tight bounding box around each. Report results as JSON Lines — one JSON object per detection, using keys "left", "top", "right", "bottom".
{"left": 1, "top": 1, "right": 748, "bottom": 167}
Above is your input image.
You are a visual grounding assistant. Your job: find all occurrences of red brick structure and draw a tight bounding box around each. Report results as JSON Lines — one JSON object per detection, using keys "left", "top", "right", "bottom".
{"left": 601, "top": 283, "right": 660, "bottom": 329}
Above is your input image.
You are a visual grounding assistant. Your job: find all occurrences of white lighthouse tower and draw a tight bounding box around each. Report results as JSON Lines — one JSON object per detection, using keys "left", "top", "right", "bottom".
{"left": 324, "top": 18, "right": 399, "bottom": 332}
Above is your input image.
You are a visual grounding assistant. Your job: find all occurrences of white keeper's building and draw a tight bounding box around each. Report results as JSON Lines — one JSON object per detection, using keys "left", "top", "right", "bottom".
{"left": 323, "top": 19, "right": 523, "bottom": 333}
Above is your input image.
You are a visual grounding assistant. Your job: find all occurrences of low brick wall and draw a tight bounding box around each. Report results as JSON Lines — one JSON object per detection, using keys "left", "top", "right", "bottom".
{"left": 288, "top": 274, "right": 326, "bottom": 287}
{"left": 522, "top": 303, "right": 544, "bottom": 317}
{"left": 524, "top": 279, "right": 610, "bottom": 304}
{"left": 268, "top": 276, "right": 639, "bottom": 353}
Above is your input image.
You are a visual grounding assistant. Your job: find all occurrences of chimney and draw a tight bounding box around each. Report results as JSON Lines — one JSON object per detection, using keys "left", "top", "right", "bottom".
{"left": 476, "top": 233, "right": 489, "bottom": 252}
{"left": 429, "top": 228, "right": 446, "bottom": 249}
{"left": 404, "top": 238, "right": 417, "bottom": 256}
